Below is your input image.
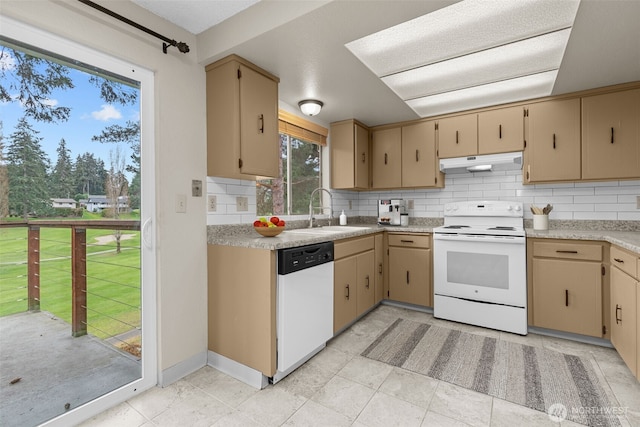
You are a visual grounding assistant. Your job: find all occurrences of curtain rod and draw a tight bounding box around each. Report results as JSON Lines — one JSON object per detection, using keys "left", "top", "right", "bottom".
{"left": 77, "top": 0, "right": 190, "bottom": 54}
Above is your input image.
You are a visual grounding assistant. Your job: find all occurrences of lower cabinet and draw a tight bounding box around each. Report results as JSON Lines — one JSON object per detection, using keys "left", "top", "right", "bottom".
{"left": 610, "top": 245, "right": 638, "bottom": 378}
{"left": 528, "top": 239, "right": 604, "bottom": 337}
{"left": 387, "top": 233, "right": 432, "bottom": 307}
{"left": 333, "top": 235, "right": 377, "bottom": 333}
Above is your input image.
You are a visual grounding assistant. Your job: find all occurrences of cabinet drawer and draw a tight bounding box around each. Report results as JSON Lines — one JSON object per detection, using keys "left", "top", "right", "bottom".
{"left": 611, "top": 245, "right": 639, "bottom": 279}
{"left": 532, "top": 241, "right": 602, "bottom": 261}
{"left": 335, "top": 235, "right": 375, "bottom": 259}
{"left": 388, "top": 234, "right": 430, "bottom": 249}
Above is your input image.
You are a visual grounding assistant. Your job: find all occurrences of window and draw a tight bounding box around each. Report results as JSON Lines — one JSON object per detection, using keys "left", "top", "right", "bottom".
{"left": 256, "top": 111, "right": 327, "bottom": 216}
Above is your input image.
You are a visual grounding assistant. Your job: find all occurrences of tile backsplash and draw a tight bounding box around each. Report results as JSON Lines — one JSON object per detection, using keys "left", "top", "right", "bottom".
{"left": 207, "top": 164, "right": 640, "bottom": 225}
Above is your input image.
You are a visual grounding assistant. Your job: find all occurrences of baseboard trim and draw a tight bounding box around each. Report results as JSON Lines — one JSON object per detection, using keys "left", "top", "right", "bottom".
{"left": 158, "top": 350, "right": 207, "bottom": 387}
{"left": 207, "top": 350, "right": 268, "bottom": 389}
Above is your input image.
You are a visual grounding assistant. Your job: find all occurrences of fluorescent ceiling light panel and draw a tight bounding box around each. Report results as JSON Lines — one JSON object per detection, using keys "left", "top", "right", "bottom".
{"left": 406, "top": 70, "right": 558, "bottom": 117}
{"left": 382, "top": 29, "right": 571, "bottom": 100}
{"left": 346, "top": 0, "right": 580, "bottom": 77}
{"left": 346, "top": 0, "right": 580, "bottom": 118}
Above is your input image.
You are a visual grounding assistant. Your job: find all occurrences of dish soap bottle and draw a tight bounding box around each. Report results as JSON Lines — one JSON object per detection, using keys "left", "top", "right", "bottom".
{"left": 339, "top": 210, "right": 347, "bottom": 225}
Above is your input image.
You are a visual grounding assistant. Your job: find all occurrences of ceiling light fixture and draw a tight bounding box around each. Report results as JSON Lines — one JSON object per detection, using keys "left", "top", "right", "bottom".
{"left": 346, "top": 0, "right": 581, "bottom": 118}
{"left": 298, "top": 99, "right": 323, "bottom": 116}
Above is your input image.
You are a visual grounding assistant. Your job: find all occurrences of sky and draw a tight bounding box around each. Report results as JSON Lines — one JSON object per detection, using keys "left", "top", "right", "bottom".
{"left": 0, "top": 43, "right": 140, "bottom": 183}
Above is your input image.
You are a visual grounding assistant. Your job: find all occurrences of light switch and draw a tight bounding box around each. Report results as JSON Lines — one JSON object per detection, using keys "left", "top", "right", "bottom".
{"left": 176, "top": 194, "right": 187, "bottom": 213}
{"left": 408, "top": 199, "right": 415, "bottom": 209}
{"left": 192, "top": 180, "right": 202, "bottom": 197}
{"left": 236, "top": 196, "right": 248, "bottom": 212}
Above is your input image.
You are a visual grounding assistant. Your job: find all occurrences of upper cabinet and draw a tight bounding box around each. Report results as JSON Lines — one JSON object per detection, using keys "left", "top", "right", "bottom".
{"left": 371, "top": 127, "right": 402, "bottom": 189}
{"left": 437, "top": 114, "right": 477, "bottom": 158}
{"left": 582, "top": 89, "right": 640, "bottom": 180}
{"left": 402, "top": 121, "right": 443, "bottom": 188}
{"left": 206, "top": 55, "right": 280, "bottom": 179}
{"left": 478, "top": 105, "right": 524, "bottom": 154}
{"left": 524, "top": 98, "right": 581, "bottom": 183}
{"left": 330, "top": 120, "right": 369, "bottom": 190}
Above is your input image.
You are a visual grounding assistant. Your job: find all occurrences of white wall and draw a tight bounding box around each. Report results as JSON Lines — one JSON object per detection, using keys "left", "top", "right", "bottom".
{"left": 208, "top": 162, "right": 640, "bottom": 224}
{"left": 1, "top": 1, "right": 208, "bottom": 379}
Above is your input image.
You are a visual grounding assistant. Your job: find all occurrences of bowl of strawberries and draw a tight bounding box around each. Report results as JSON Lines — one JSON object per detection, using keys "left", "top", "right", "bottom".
{"left": 253, "top": 216, "right": 286, "bottom": 237}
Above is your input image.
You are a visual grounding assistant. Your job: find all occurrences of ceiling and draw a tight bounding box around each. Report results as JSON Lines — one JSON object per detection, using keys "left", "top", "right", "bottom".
{"left": 132, "top": 0, "right": 640, "bottom": 127}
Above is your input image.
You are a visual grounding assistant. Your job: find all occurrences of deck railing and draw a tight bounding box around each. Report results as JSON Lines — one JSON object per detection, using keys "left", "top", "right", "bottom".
{"left": 0, "top": 219, "right": 140, "bottom": 338}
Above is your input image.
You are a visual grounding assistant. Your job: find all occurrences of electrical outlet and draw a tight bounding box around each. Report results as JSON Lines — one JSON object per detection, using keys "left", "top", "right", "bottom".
{"left": 408, "top": 199, "right": 415, "bottom": 210}
{"left": 192, "top": 180, "right": 202, "bottom": 197}
{"left": 637, "top": 195, "right": 640, "bottom": 209}
{"left": 207, "top": 195, "right": 217, "bottom": 212}
{"left": 175, "top": 194, "right": 187, "bottom": 213}
{"left": 349, "top": 200, "right": 352, "bottom": 210}
{"left": 236, "top": 196, "right": 248, "bottom": 212}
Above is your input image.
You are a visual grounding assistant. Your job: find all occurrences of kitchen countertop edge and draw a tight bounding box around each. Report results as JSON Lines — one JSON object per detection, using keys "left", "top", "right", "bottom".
{"left": 525, "top": 228, "right": 640, "bottom": 253}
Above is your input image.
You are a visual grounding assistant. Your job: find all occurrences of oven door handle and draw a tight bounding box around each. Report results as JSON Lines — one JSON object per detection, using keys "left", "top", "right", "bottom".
{"left": 433, "top": 234, "right": 525, "bottom": 243}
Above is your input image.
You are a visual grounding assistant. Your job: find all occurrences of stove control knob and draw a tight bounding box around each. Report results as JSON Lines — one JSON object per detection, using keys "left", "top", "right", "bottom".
{"left": 507, "top": 205, "right": 513, "bottom": 211}
{"left": 514, "top": 205, "right": 521, "bottom": 212}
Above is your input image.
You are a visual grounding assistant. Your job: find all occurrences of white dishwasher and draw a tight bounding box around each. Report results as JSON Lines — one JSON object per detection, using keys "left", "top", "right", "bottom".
{"left": 273, "top": 241, "right": 334, "bottom": 383}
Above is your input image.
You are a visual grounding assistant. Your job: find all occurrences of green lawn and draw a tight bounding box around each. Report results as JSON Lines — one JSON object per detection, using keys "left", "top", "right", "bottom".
{"left": 0, "top": 220, "right": 141, "bottom": 340}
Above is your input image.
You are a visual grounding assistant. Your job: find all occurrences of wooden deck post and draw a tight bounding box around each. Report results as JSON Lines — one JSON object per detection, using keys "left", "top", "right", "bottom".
{"left": 71, "top": 227, "right": 87, "bottom": 337}
{"left": 28, "top": 226, "right": 40, "bottom": 312}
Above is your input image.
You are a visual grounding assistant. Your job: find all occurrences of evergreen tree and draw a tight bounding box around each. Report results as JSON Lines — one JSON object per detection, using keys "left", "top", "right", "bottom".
{"left": 50, "top": 138, "right": 74, "bottom": 198}
{"left": 5, "top": 118, "right": 51, "bottom": 218}
{"left": 73, "top": 152, "right": 107, "bottom": 196}
{"left": 0, "top": 122, "right": 9, "bottom": 218}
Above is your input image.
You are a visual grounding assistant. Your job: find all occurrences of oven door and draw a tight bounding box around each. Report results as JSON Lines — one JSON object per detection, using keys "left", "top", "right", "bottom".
{"left": 433, "top": 233, "right": 526, "bottom": 307}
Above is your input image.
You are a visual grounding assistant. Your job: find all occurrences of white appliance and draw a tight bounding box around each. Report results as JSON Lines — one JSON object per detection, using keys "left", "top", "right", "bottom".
{"left": 433, "top": 200, "right": 527, "bottom": 335}
{"left": 274, "top": 241, "right": 334, "bottom": 383}
{"left": 439, "top": 151, "right": 522, "bottom": 172}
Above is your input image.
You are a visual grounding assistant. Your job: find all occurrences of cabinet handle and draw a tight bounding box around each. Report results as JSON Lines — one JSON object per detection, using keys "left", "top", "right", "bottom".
{"left": 553, "top": 133, "right": 556, "bottom": 149}
{"left": 499, "top": 124, "right": 502, "bottom": 139}
{"left": 365, "top": 275, "right": 370, "bottom": 289}
{"left": 400, "top": 239, "right": 414, "bottom": 244}
{"left": 556, "top": 250, "right": 578, "bottom": 254}
{"left": 378, "top": 263, "right": 383, "bottom": 274}
{"left": 406, "top": 270, "right": 410, "bottom": 284}
{"left": 258, "top": 114, "right": 264, "bottom": 133}
{"left": 415, "top": 149, "right": 419, "bottom": 162}
{"left": 362, "top": 152, "right": 366, "bottom": 163}
{"left": 615, "top": 304, "right": 622, "bottom": 324}
{"left": 384, "top": 153, "right": 388, "bottom": 165}
{"left": 456, "top": 130, "right": 459, "bottom": 144}
{"left": 565, "top": 289, "right": 569, "bottom": 307}
{"left": 613, "top": 258, "right": 624, "bottom": 263}
{"left": 345, "top": 284, "right": 350, "bottom": 300}
{"left": 611, "top": 127, "right": 614, "bottom": 144}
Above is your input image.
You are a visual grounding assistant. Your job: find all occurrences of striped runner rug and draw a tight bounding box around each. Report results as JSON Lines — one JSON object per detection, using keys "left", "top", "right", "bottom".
{"left": 362, "top": 318, "right": 621, "bottom": 427}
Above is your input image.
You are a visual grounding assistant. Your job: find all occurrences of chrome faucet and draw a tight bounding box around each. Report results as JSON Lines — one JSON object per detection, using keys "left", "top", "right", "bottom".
{"left": 309, "top": 187, "right": 333, "bottom": 228}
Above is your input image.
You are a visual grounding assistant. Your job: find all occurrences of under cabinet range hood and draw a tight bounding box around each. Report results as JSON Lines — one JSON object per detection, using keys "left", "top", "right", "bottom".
{"left": 439, "top": 151, "right": 523, "bottom": 172}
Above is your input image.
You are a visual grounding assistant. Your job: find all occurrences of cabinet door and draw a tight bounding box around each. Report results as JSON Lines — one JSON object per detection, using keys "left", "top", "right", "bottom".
{"left": 356, "top": 251, "right": 375, "bottom": 316}
{"left": 437, "top": 114, "right": 477, "bottom": 158}
{"left": 388, "top": 247, "right": 430, "bottom": 306}
{"left": 532, "top": 258, "right": 602, "bottom": 337}
{"left": 371, "top": 127, "right": 402, "bottom": 188}
{"left": 611, "top": 267, "right": 637, "bottom": 376}
{"left": 354, "top": 123, "right": 370, "bottom": 189}
{"left": 374, "top": 234, "right": 385, "bottom": 304}
{"left": 582, "top": 89, "right": 640, "bottom": 180}
{"left": 525, "top": 98, "right": 581, "bottom": 183}
{"left": 330, "top": 121, "right": 369, "bottom": 190}
{"left": 239, "top": 64, "right": 279, "bottom": 177}
{"left": 478, "top": 106, "right": 524, "bottom": 154}
{"left": 334, "top": 256, "right": 357, "bottom": 333}
{"left": 402, "top": 121, "right": 439, "bottom": 187}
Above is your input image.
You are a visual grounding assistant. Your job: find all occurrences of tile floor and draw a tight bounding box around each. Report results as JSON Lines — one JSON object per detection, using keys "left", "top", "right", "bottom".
{"left": 80, "top": 305, "right": 640, "bottom": 427}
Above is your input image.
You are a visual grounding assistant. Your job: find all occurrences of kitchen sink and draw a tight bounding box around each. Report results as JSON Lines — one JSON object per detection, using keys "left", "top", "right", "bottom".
{"left": 286, "top": 226, "right": 369, "bottom": 235}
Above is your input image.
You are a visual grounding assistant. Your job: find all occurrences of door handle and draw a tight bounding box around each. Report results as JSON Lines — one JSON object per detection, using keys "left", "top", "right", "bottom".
{"left": 345, "top": 284, "right": 350, "bottom": 300}
{"left": 142, "top": 217, "right": 153, "bottom": 249}
{"left": 611, "top": 127, "right": 614, "bottom": 144}
{"left": 615, "top": 304, "right": 622, "bottom": 324}
{"left": 384, "top": 153, "right": 388, "bottom": 165}
{"left": 365, "top": 275, "right": 370, "bottom": 289}
{"left": 400, "top": 240, "right": 414, "bottom": 243}
{"left": 556, "top": 250, "right": 578, "bottom": 254}
{"left": 362, "top": 152, "right": 366, "bottom": 163}
{"left": 406, "top": 270, "right": 410, "bottom": 284}
{"left": 456, "top": 130, "right": 459, "bottom": 144}
{"left": 553, "top": 133, "right": 556, "bottom": 149}
{"left": 565, "top": 289, "right": 569, "bottom": 307}
{"left": 415, "top": 149, "right": 419, "bottom": 162}
{"left": 258, "top": 114, "right": 264, "bottom": 133}
{"left": 378, "top": 263, "right": 383, "bottom": 274}
{"left": 499, "top": 124, "right": 502, "bottom": 139}
{"left": 613, "top": 258, "right": 624, "bottom": 263}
